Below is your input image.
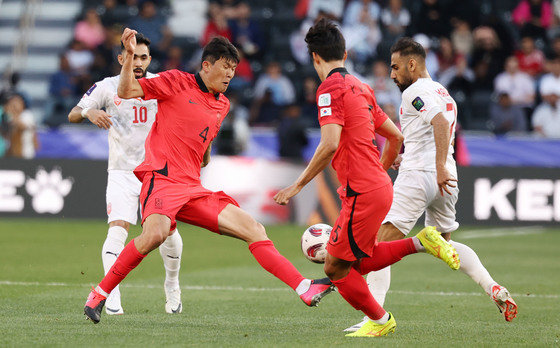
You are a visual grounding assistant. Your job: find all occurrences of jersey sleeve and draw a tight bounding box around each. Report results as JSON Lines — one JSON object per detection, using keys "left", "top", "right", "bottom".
{"left": 77, "top": 80, "right": 109, "bottom": 110}
{"left": 404, "top": 88, "right": 443, "bottom": 124}
{"left": 367, "top": 85, "right": 388, "bottom": 129}
{"left": 138, "top": 69, "right": 189, "bottom": 101}
{"left": 316, "top": 81, "right": 345, "bottom": 127}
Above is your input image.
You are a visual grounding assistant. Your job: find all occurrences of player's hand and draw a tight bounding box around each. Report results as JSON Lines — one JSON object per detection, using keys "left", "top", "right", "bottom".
{"left": 436, "top": 166, "right": 457, "bottom": 196}
{"left": 274, "top": 184, "right": 302, "bottom": 205}
{"left": 85, "top": 109, "right": 113, "bottom": 129}
{"left": 390, "top": 154, "right": 402, "bottom": 170}
{"left": 121, "top": 28, "right": 137, "bottom": 55}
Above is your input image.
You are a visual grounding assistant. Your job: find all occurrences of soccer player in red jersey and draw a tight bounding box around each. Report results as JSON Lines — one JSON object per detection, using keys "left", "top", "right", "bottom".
{"left": 274, "top": 19, "right": 459, "bottom": 337}
{"left": 83, "top": 28, "right": 334, "bottom": 324}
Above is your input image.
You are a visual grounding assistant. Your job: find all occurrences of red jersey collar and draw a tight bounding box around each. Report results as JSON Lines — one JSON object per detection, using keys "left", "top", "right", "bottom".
{"left": 327, "top": 67, "right": 348, "bottom": 78}
{"left": 195, "top": 72, "right": 220, "bottom": 100}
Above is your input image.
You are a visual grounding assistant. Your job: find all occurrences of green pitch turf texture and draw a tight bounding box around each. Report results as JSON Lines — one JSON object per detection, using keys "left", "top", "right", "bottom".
{"left": 0, "top": 219, "right": 558, "bottom": 347}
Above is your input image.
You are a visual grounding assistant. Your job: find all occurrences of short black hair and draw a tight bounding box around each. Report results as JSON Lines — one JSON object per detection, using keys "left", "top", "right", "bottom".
{"left": 305, "top": 18, "right": 345, "bottom": 62}
{"left": 121, "top": 32, "right": 151, "bottom": 52}
{"left": 390, "top": 37, "right": 426, "bottom": 59}
{"left": 201, "top": 36, "right": 240, "bottom": 65}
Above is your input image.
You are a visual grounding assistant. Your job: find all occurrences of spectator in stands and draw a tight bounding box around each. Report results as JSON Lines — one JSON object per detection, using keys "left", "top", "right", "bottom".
{"left": 74, "top": 8, "right": 106, "bottom": 49}
{"left": 512, "top": 0, "right": 553, "bottom": 40}
{"left": 436, "top": 37, "right": 460, "bottom": 79}
{"left": 128, "top": 1, "right": 172, "bottom": 57}
{"left": 470, "top": 26, "right": 509, "bottom": 90}
{"left": 440, "top": 55, "right": 475, "bottom": 127}
{"left": 44, "top": 55, "right": 78, "bottom": 128}
{"left": 366, "top": 60, "right": 400, "bottom": 110}
{"left": 489, "top": 92, "right": 528, "bottom": 134}
{"left": 277, "top": 104, "right": 308, "bottom": 162}
{"left": 412, "top": 0, "right": 451, "bottom": 38}
{"left": 97, "top": 0, "right": 121, "bottom": 27}
{"left": 298, "top": 76, "right": 319, "bottom": 128}
{"left": 65, "top": 39, "right": 94, "bottom": 75}
{"left": 0, "top": 72, "right": 31, "bottom": 109}
{"left": 342, "top": 0, "right": 382, "bottom": 63}
{"left": 163, "top": 45, "right": 185, "bottom": 71}
{"left": 228, "top": 2, "right": 264, "bottom": 59}
{"left": 215, "top": 92, "right": 250, "bottom": 155}
{"left": 4, "top": 94, "right": 38, "bottom": 159}
{"left": 532, "top": 54, "right": 560, "bottom": 137}
{"left": 201, "top": 3, "right": 233, "bottom": 46}
{"left": 451, "top": 19, "right": 474, "bottom": 57}
{"left": 380, "top": 0, "right": 410, "bottom": 41}
{"left": 515, "top": 36, "right": 546, "bottom": 77}
{"left": 254, "top": 61, "right": 295, "bottom": 107}
{"left": 494, "top": 56, "right": 536, "bottom": 108}
{"left": 413, "top": 33, "right": 439, "bottom": 78}
{"left": 306, "top": 0, "right": 345, "bottom": 21}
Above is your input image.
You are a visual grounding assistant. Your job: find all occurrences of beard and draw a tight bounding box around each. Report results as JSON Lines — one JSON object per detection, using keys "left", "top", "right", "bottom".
{"left": 134, "top": 68, "right": 147, "bottom": 79}
{"left": 394, "top": 76, "right": 413, "bottom": 92}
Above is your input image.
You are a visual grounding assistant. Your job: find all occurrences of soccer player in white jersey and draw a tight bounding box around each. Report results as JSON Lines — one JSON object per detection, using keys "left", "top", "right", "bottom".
{"left": 68, "top": 33, "right": 183, "bottom": 315}
{"left": 345, "top": 37, "right": 517, "bottom": 332}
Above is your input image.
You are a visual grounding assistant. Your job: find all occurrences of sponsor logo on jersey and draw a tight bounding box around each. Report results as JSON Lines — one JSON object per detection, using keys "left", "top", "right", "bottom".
{"left": 318, "top": 93, "right": 331, "bottom": 106}
{"left": 320, "top": 107, "right": 332, "bottom": 117}
{"left": 86, "top": 84, "right": 97, "bottom": 96}
{"left": 412, "top": 96, "right": 425, "bottom": 111}
{"left": 113, "top": 95, "right": 122, "bottom": 106}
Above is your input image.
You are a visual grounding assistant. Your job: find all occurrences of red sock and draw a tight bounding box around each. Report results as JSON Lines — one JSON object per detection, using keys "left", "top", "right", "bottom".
{"left": 356, "top": 238, "right": 416, "bottom": 275}
{"left": 249, "top": 240, "right": 305, "bottom": 290}
{"left": 332, "top": 268, "right": 386, "bottom": 320}
{"left": 98, "top": 239, "right": 146, "bottom": 294}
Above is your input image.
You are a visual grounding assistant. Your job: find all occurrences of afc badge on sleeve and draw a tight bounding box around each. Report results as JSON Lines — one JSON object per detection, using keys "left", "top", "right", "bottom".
{"left": 318, "top": 93, "right": 331, "bottom": 107}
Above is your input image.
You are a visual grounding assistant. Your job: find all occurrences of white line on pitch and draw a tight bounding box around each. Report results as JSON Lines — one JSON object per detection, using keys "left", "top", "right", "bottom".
{"left": 0, "top": 280, "right": 557, "bottom": 299}
{"left": 456, "top": 226, "right": 546, "bottom": 239}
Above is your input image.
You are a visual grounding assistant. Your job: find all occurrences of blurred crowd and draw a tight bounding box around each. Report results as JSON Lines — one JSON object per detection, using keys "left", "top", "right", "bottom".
{"left": 1, "top": 0, "right": 560, "bottom": 160}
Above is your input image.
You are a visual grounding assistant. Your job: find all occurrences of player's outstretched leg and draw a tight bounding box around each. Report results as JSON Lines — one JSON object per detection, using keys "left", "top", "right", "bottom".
{"left": 84, "top": 214, "right": 171, "bottom": 323}
{"left": 449, "top": 240, "right": 517, "bottom": 321}
{"left": 159, "top": 229, "right": 183, "bottom": 314}
{"left": 219, "top": 204, "right": 335, "bottom": 307}
{"left": 101, "top": 225, "right": 127, "bottom": 315}
{"left": 416, "top": 227, "right": 460, "bottom": 270}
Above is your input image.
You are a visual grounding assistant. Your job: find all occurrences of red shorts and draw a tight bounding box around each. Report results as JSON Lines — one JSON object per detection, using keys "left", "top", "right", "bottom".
{"left": 139, "top": 172, "right": 239, "bottom": 232}
{"left": 326, "top": 183, "right": 393, "bottom": 261}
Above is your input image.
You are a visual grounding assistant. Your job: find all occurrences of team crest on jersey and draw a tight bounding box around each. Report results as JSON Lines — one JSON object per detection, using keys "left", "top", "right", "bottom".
{"left": 85, "top": 84, "right": 97, "bottom": 96}
{"left": 113, "top": 95, "right": 122, "bottom": 106}
{"left": 412, "top": 96, "right": 425, "bottom": 111}
{"left": 318, "top": 93, "right": 331, "bottom": 106}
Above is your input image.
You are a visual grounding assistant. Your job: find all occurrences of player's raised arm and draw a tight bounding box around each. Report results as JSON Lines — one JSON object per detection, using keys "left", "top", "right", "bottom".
{"left": 376, "top": 118, "right": 403, "bottom": 171}
{"left": 274, "top": 123, "right": 341, "bottom": 205}
{"left": 431, "top": 112, "right": 457, "bottom": 195}
{"left": 118, "top": 28, "right": 145, "bottom": 99}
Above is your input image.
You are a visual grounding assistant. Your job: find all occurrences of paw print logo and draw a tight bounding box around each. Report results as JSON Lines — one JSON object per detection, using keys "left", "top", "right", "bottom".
{"left": 25, "top": 167, "right": 74, "bottom": 214}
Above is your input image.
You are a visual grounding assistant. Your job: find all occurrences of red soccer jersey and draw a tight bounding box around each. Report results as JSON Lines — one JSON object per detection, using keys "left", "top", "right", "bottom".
{"left": 317, "top": 67, "right": 391, "bottom": 197}
{"left": 135, "top": 70, "right": 230, "bottom": 183}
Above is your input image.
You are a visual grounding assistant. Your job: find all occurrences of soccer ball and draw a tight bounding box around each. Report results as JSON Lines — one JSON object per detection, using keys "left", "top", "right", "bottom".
{"left": 301, "top": 223, "right": 332, "bottom": 263}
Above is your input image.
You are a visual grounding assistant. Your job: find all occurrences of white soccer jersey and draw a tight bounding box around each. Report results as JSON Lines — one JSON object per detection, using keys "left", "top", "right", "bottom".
{"left": 78, "top": 73, "right": 157, "bottom": 171}
{"left": 398, "top": 78, "right": 457, "bottom": 178}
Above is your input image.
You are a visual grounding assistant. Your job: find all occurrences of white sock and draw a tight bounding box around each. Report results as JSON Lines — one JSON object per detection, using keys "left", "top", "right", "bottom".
{"left": 101, "top": 226, "right": 127, "bottom": 300}
{"left": 366, "top": 266, "right": 391, "bottom": 307}
{"left": 295, "top": 279, "right": 311, "bottom": 295}
{"left": 159, "top": 229, "right": 182, "bottom": 290}
{"left": 411, "top": 236, "right": 425, "bottom": 252}
{"left": 450, "top": 240, "right": 497, "bottom": 295}
{"left": 372, "top": 311, "right": 390, "bottom": 325}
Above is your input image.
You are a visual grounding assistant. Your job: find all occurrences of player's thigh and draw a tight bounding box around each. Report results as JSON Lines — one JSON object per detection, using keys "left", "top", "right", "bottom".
{"left": 106, "top": 170, "right": 142, "bottom": 225}
{"left": 377, "top": 222, "right": 406, "bottom": 241}
{"left": 425, "top": 178, "right": 459, "bottom": 233}
{"left": 217, "top": 203, "right": 268, "bottom": 243}
{"left": 136, "top": 213, "right": 172, "bottom": 253}
{"left": 383, "top": 171, "right": 430, "bottom": 236}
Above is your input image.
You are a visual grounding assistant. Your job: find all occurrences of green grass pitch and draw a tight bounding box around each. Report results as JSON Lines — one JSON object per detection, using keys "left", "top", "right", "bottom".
{"left": 0, "top": 218, "right": 559, "bottom": 346}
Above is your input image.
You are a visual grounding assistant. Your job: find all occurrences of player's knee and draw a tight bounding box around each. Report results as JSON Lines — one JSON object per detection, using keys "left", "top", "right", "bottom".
{"left": 109, "top": 220, "right": 130, "bottom": 231}
{"left": 323, "top": 262, "right": 338, "bottom": 280}
{"left": 246, "top": 221, "right": 268, "bottom": 242}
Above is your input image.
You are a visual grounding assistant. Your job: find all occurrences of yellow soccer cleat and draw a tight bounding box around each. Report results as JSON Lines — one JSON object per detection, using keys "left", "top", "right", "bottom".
{"left": 345, "top": 313, "right": 396, "bottom": 337}
{"left": 416, "top": 226, "right": 460, "bottom": 270}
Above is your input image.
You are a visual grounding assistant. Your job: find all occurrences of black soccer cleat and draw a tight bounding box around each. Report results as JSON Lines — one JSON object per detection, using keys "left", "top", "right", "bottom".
{"left": 84, "top": 287, "right": 107, "bottom": 324}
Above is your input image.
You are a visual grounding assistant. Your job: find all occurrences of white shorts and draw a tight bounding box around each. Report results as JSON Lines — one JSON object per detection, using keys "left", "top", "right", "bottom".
{"left": 383, "top": 170, "right": 459, "bottom": 235}
{"left": 106, "top": 170, "right": 142, "bottom": 224}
